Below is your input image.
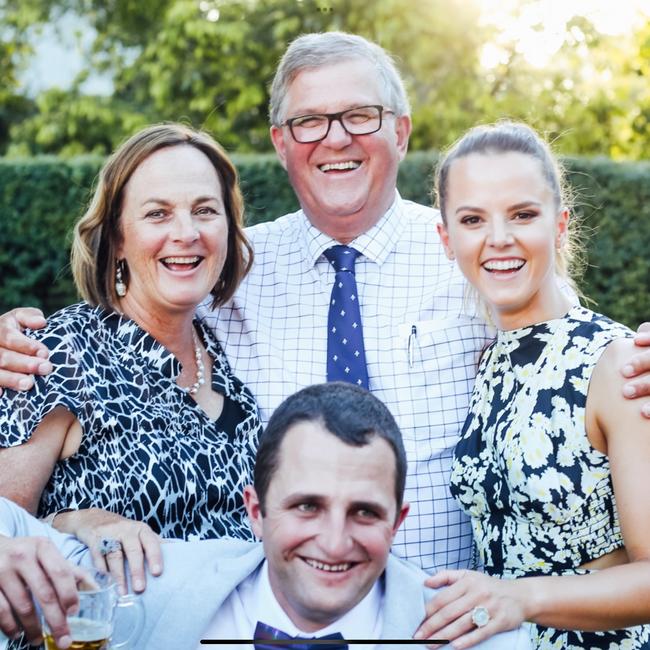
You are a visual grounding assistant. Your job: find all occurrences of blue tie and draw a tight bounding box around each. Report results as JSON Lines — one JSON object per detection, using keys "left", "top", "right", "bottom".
{"left": 324, "top": 245, "right": 369, "bottom": 390}
{"left": 254, "top": 621, "right": 348, "bottom": 649}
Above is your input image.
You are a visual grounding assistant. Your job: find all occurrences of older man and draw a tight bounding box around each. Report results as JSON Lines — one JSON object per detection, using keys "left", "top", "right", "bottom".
{"left": 199, "top": 33, "right": 650, "bottom": 572}
{"left": 0, "top": 383, "right": 531, "bottom": 650}
{"left": 204, "top": 32, "right": 490, "bottom": 573}
{"left": 0, "top": 33, "right": 649, "bottom": 575}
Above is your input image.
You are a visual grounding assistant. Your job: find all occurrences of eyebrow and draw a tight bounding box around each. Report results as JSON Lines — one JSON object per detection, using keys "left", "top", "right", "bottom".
{"left": 282, "top": 493, "right": 390, "bottom": 518}
{"left": 509, "top": 201, "right": 542, "bottom": 210}
{"left": 282, "top": 492, "right": 323, "bottom": 506}
{"left": 454, "top": 200, "right": 542, "bottom": 215}
{"left": 454, "top": 205, "right": 484, "bottom": 215}
{"left": 350, "top": 500, "right": 390, "bottom": 518}
{"left": 288, "top": 103, "right": 375, "bottom": 117}
{"left": 141, "top": 195, "right": 222, "bottom": 207}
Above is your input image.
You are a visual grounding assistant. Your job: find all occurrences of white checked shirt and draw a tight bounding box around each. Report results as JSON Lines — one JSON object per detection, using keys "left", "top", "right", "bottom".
{"left": 199, "top": 193, "right": 495, "bottom": 572}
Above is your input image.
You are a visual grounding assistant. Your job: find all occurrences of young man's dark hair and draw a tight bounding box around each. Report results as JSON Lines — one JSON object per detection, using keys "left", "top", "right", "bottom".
{"left": 254, "top": 382, "right": 407, "bottom": 515}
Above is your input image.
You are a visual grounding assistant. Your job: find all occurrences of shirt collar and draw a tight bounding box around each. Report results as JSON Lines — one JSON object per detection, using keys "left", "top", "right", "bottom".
{"left": 252, "top": 560, "right": 383, "bottom": 640}
{"left": 298, "top": 191, "right": 406, "bottom": 268}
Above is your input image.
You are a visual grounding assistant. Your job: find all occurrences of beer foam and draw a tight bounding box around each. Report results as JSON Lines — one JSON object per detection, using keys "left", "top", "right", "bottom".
{"left": 66, "top": 617, "right": 111, "bottom": 641}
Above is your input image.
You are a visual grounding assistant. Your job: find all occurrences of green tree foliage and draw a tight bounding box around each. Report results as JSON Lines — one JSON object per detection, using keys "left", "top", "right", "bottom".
{"left": 0, "top": 0, "right": 44, "bottom": 153}
{"left": 118, "top": 0, "right": 334, "bottom": 151}
{"left": 7, "top": 89, "right": 150, "bottom": 156}
{"left": 3, "top": 0, "right": 341, "bottom": 154}
{"left": 1, "top": 0, "right": 649, "bottom": 158}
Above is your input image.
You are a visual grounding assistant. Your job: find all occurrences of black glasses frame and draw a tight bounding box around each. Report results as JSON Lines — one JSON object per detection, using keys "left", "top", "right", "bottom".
{"left": 282, "top": 105, "right": 394, "bottom": 143}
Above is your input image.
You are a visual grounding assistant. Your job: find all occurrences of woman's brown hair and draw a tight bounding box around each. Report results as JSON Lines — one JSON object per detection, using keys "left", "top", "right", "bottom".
{"left": 71, "top": 122, "right": 253, "bottom": 310}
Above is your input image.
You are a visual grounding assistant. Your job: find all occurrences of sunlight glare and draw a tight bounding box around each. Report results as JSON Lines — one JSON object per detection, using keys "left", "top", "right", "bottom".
{"left": 477, "top": 0, "right": 649, "bottom": 68}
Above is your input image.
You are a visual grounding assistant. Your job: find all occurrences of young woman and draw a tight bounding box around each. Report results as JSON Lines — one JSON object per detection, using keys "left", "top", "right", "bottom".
{"left": 415, "top": 122, "right": 650, "bottom": 649}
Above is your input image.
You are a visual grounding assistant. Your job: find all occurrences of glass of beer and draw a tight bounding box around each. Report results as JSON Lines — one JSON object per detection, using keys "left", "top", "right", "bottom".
{"left": 42, "top": 570, "right": 143, "bottom": 650}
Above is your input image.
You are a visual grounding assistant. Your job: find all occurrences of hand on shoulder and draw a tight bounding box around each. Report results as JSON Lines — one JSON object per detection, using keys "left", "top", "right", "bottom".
{"left": 0, "top": 308, "right": 51, "bottom": 393}
{"left": 55, "top": 509, "right": 163, "bottom": 596}
{"left": 415, "top": 569, "right": 528, "bottom": 649}
{"left": 621, "top": 322, "right": 650, "bottom": 417}
{"left": 595, "top": 336, "right": 650, "bottom": 433}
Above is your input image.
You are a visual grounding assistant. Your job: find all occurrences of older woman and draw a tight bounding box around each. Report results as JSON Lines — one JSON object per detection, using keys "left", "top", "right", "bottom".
{"left": 0, "top": 124, "right": 261, "bottom": 598}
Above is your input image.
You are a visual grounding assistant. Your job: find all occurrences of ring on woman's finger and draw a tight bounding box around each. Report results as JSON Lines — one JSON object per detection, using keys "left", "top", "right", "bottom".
{"left": 98, "top": 537, "right": 122, "bottom": 556}
{"left": 471, "top": 606, "right": 490, "bottom": 628}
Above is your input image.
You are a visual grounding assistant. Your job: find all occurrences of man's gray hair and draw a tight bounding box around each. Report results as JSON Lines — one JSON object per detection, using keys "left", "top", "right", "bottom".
{"left": 269, "top": 31, "right": 411, "bottom": 125}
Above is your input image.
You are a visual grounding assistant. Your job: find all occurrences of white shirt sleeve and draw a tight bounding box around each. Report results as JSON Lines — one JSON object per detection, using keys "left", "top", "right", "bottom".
{"left": 0, "top": 497, "right": 92, "bottom": 566}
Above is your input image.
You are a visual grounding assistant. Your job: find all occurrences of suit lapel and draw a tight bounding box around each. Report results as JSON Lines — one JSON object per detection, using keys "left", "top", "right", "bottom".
{"left": 379, "top": 554, "right": 430, "bottom": 648}
{"left": 137, "top": 545, "right": 434, "bottom": 649}
{"left": 140, "top": 539, "right": 265, "bottom": 650}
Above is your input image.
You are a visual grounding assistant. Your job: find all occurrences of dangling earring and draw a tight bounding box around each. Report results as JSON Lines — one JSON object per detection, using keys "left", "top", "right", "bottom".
{"left": 115, "top": 260, "right": 127, "bottom": 297}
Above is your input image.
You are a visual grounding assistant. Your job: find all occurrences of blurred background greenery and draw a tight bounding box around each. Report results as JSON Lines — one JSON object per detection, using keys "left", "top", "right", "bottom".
{"left": 0, "top": 0, "right": 648, "bottom": 325}
{"left": 2, "top": 153, "right": 648, "bottom": 327}
{"left": 1, "top": 0, "right": 649, "bottom": 159}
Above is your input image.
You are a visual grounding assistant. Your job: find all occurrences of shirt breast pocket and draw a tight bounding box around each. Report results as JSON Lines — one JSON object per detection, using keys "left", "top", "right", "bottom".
{"left": 397, "top": 317, "right": 491, "bottom": 375}
{"left": 392, "top": 317, "right": 493, "bottom": 444}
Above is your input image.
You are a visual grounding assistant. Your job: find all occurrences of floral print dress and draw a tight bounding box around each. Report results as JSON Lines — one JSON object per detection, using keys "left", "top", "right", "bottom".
{"left": 450, "top": 306, "right": 650, "bottom": 649}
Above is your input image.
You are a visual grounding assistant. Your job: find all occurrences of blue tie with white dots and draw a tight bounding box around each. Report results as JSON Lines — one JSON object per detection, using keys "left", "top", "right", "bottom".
{"left": 324, "top": 245, "right": 369, "bottom": 390}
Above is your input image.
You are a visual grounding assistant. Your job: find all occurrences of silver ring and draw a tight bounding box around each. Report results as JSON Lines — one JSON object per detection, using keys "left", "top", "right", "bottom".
{"left": 98, "top": 537, "right": 122, "bottom": 556}
{"left": 471, "top": 605, "right": 490, "bottom": 628}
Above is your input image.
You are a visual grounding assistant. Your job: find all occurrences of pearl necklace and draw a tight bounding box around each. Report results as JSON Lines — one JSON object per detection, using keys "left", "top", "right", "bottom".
{"left": 184, "top": 330, "right": 205, "bottom": 395}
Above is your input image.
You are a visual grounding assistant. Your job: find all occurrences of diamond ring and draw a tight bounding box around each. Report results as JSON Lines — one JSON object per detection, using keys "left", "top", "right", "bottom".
{"left": 471, "top": 605, "right": 490, "bottom": 628}
{"left": 98, "top": 537, "right": 122, "bottom": 556}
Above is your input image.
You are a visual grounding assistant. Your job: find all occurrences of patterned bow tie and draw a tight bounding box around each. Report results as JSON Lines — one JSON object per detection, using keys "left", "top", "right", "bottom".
{"left": 254, "top": 621, "right": 348, "bottom": 649}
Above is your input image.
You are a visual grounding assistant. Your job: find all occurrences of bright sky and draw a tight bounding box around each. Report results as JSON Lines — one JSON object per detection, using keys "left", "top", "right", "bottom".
{"left": 477, "top": 0, "right": 650, "bottom": 68}
{"left": 20, "top": 13, "right": 112, "bottom": 96}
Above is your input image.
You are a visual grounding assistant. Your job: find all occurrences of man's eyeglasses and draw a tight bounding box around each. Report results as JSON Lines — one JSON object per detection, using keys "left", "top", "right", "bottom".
{"left": 281, "top": 105, "right": 394, "bottom": 144}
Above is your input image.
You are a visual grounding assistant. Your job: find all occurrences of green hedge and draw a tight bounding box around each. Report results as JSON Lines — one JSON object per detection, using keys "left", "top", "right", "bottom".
{"left": 1, "top": 152, "right": 648, "bottom": 328}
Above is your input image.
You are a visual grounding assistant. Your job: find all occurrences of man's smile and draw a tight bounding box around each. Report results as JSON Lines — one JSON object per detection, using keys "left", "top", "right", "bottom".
{"left": 302, "top": 557, "right": 358, "bottom": 573}
{"left": 318, "top": 161, "right": 362, "bottom": 173}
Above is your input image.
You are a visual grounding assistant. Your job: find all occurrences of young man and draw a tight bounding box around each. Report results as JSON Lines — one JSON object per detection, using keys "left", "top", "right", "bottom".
{"left": 0, "top": 384, "right": 531, "bottom": 649}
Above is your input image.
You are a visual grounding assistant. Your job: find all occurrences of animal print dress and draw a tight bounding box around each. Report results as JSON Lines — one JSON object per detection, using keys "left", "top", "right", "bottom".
{"left": 450, "top": 306, "right": 650, "bottom": 649}
{"left": 0, "top": 302, "right": 260, "bottom": 541}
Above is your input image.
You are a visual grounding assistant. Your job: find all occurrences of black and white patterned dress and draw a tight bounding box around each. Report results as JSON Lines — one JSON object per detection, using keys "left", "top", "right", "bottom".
{"left": 450, "top": 306, "right": 650, "bottom": 649}
{"left": 0, "top": 302, "right": 260, "bottom": 541}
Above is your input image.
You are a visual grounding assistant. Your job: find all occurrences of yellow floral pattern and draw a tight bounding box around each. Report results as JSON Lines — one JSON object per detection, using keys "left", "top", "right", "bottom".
{"left": 450, "top": 307, "right": 649, "bottom": 649}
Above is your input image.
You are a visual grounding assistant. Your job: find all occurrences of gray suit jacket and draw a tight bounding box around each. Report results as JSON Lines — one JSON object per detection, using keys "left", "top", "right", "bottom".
{"left": 0, "top": 498, "right": 531, "bottom": 650}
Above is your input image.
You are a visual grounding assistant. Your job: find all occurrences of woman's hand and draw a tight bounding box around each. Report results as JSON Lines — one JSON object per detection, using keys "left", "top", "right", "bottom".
{"left": 414, "top": 569, "right": 528, "bottom": 649}
{"left": 0, "top": 535, "right": 86, "bottom": 649}
{"left": 54, "top": 509, "right": 163, "bottom": 595}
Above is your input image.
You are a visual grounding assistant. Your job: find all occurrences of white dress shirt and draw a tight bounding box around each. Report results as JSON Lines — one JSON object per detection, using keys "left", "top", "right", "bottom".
{"left": 200, "top": 560, "right": 382, "bottom": 649}
{"left": 199, "top": 193, "right": 495, "bottom": 572}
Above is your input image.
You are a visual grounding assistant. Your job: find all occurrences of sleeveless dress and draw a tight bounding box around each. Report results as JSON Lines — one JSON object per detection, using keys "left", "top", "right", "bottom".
{"left": 0, "top": 302, "right": 261, "bottom": 542}
{"left": 450, "top": 306, "right": 650, "bottom": 649}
